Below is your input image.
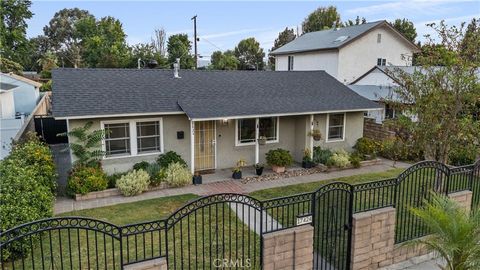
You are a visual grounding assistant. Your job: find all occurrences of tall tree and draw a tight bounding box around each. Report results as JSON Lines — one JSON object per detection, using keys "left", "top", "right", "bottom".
{"left": 344, "top": 16, "right": 367, "bottom": 27}
{"left": 269, "top": 27, "right": 296, "bottom": 68}
{"left": 460, "top": 18, "right": 479, "bottom": 66}
{"left": 234, "top": 37, "right": 265, "bottom": 70}
{"left": 151, "top": 27, "right": 166, "bottom": 56}
{"left": 391, "top": 18, "right": 417, "bottom": 43}
{"left": 302, "top": 6, "right": 341, "bottom": 34}
{"left": 386, "top": 21, "right": 480, "bottom": 163}
{"left": 128, "top": 43, "right": 168, "bottom": 69}
{"left": 167, "top": 33, "right": 194, "bottom": 69}
{"left": 0, "top": 0, "right": 33, "bottom": 67}
{"left": 43, "top": 8, "right": 94, "bottom": 68}
{"left": 76, "top": 16, "right": 130, "bottom": 68}
{"left": 209, "top": 50, "right": 238, "bottom": 70}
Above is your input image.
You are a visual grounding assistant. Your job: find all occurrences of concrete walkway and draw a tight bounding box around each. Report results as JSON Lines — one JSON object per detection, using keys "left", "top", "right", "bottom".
{"left": 54, "top": 159, "right": 409, "bottom": 214}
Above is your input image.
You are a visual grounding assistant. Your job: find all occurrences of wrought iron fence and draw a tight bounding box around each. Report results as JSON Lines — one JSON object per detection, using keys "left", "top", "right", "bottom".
{"left": 1, "top": 160, "right": 479, "bottom": 270}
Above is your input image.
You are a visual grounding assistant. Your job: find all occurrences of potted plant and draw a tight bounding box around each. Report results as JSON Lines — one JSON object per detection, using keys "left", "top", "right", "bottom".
{"left": 302, "top": 148, "right": 315, "bottom": 169}
{"left": 257, "top": 136, "right": 267, "bottom": 145}
{"left": 308, "top": 129, "right": 322, "bottom": 141}
{"left": 254, "top": 163, "right": 264, "bottom": 176}
{"left": 266, "top": 148, "right": 293, "bottom": 173}
{"left": 232, "top": 159, "right": 246, "bottom": 179}
{"left": 192, "top": 171, "right": 202, "bottom": 185}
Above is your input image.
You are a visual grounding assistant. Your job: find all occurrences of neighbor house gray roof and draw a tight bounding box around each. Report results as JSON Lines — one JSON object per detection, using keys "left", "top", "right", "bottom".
{"left": 52, "top": 68, "right": 380, "bottom": 119}
{"left": 0, "top": 82, "right": 18, "bottom": 91}
{"left": 270, "top": 21, "right": 418, "bottom": 55}
{"left": 348, "top": 85, "right": 401, "bottom": 102}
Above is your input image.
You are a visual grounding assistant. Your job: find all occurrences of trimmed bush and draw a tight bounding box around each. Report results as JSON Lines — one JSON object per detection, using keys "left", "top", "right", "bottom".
{"left": 448, "top": 146, "right": 478, "bottom": 166}
{"left": 313, "top": 146, "right": 333, "bottom": 165}
{"left": 349, "top": 154, "right": 362, "bottom": 168}
{"left": 0, "top": 158, "right": 55, "bottom": 260}
{"left": 67, "top": 165, "right": 108, "bottom": 196}
{"left": 265, "top": 148, "right": 293, "bottom": 167}
{"left": 165, "top": 162, "right": 192, "bottom": 187}
{"left": 106, "top": 172, "right": 127, "bottom": 188}
{"left": 157, "top": 151, "right": 187, "bottom": 168}
{"left": 327, "top": 149, "right": 351, "bottom": 168}
{"left": 353, "top": 137, "right": 381, "bottom": 159}
{"left": 145, "top": 163, "right": 164, "bottom": 186}
{"left": 133, "top": 161, "right": 150, "bottom": 171}
{"left": 116, "top": 169, "right": 151, "bottom": 196}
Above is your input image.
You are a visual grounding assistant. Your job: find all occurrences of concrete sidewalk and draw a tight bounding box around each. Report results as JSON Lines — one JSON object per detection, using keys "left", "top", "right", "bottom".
{"left": 54, "top": 159, "right": 409, "bottom": 214}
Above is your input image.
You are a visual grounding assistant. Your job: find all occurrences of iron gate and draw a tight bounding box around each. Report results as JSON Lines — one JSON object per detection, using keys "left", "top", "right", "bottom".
{"left": 34, "top": 116, "right": 68, "bottom": 144}
{"left": 312, "top": 182, "right": 354, "bottom": 270}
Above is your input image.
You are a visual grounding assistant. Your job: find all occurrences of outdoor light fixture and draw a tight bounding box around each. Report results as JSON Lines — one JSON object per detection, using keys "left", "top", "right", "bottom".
{"left": 222, "top": 119, "right": 228, "bottom": 125}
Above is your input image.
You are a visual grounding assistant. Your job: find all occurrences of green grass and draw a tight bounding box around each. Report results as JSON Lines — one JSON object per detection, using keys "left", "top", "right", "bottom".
{"left": 57, "top": 193, "right": 199, "bottom": 225}
{"left": 250, "top": 168, "right": 405, "bottom": 200}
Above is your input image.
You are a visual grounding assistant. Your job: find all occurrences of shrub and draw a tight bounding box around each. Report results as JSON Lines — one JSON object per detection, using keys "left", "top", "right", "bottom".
{"left": 0, "top": 158, "right": 55, "bottom": 260}
{"left": 106, "top": 172, "right": 127, "bottom": 188}
{"left": 313, "top": 146, "right": 333, "bottom": 165}
{"left": 9, "top": 133, "right": 57, "bottom": 194}
{"left": 133, "top": 161, "right": 150, "bottom": 171}
{"left": 145, "top": 163, "right": 164, "bottom": 186}
{"left": 116, "top": 169, "right": 151, "bottom": 196}
{"left": 67, "top": 165, "right": 108, "bottom": 196}
{"left": 327, "top": 149, "right": 351, "bottom": 168}
{"left": 165, "top": 162, "right": 192, "bottom": 187}
{"left": 349, "top": 154, "right": 362, "bottom": 168}
{"left": 354, "top": 138, "right": 381, "bottom": 159}
{"left": 448, "top": 146, "right": 478, "bottom": 166}
{"left": 62, "top": 121, "right": 105, "bottom": 167}
{"left": 155, "top": 168, "right": 168, "bottom": 186}
{"left": 157, "top": 151, "right": 187, "bottom": 168}
{"left": 265, "top": 148, "right": 293, "bottom": 167}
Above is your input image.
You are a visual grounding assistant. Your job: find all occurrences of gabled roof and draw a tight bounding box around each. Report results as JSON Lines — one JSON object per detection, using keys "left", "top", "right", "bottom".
{"left": 348, "top": 85, "right": 401, "bottom": 102}
{"left": 0, "top": 82, "right": 19, "bottom": 91}
{"left": 52, "top": 68, "right": 380, "bottom": 119}
{"left": 270, "top": 20, "right": 419, "bottom": 55}
{"left": 1, "top": 72, "right": 42, "bottom": 88}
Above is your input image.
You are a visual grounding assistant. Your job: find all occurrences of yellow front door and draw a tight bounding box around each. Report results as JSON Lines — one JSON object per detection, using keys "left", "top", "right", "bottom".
{"left": 194, "top": 121, "right": 216, "bottom": 171}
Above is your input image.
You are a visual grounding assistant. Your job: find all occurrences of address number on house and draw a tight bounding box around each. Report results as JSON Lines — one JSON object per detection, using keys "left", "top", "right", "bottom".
{"left": 296, "top": 214, "right": 312, "bottom": 226}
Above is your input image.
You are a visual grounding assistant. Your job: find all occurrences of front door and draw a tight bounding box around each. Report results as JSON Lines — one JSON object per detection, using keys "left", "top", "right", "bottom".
{"left": 194, "top": 121, "right": 216, "bottom": 171}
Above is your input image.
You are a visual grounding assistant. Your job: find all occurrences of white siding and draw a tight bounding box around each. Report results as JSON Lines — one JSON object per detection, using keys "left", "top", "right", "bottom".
{"left": 275, "top": 51, "right": 339, "bottom": 78}
{"left": 353, "top": 69, "right": 398, "bottom": 86}
{"left": 338, "top": 25, "right": 414, "bottom": 84}
{"left": 0, "top": 74, "right": 40, "bottom": 114}
{"left": 0, "top": 91, "right": 16, "bottom": 119}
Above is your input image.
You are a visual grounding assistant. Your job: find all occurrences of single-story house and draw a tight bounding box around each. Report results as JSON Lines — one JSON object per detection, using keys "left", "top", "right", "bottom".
{"left": 52, "top": 68, "right": 381, "bottom": 174}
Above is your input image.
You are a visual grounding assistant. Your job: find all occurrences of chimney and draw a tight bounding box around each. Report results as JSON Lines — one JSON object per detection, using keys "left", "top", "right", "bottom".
{"left": 173, "top": 58, "right": 181, "bottom": 78}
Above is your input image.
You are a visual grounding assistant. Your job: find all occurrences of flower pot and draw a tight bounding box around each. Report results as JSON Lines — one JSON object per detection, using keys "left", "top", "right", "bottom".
{"left": 302, "top": 161, "right": 315, "bottom": 169}
{"left": 232, "top": 171, "right": 242, "bottom": 179}
{"left": 271, "top": 165, "right": 286, "bottom": 173}
{"left": 255, "top": 167, "right": 264, "bottom": 176}
{"left": 313, "top": 135, "right": 321, "bottom": 141}
{"left": 257, "top": 138, "right": 267, "bottom": 145}
{"left": 192, "top": 175, "right": 202, "bottom": 185}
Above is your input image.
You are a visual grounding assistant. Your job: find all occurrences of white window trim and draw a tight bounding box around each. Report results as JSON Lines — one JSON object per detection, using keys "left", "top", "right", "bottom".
{"left": 101, "top": 117, "right": 164, "bottom": 159}
{"left": 325, "top": 113, "right": 346, "bottom": 143}
{"left": 235, "top": 117, "right": 280, "bottom": 146}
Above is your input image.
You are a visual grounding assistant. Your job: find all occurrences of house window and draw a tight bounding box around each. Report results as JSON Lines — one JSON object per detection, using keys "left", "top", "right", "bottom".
{"left": 385, "top": 104, "right": 395, "bottom": 119}
{"left": 136, "top": 121, "right": 162, "bottom": 153}
{"left": 104, "top": 123, "right": 131, "bottom": 156}
{"left": 288, "top": 56, "right": 294, "bottom": 71}
{"left": 237, "top": 117, "right": 278, "bottom": 145}
{"left": 377, "top": 33, "right": 382, "bottom": 43}
{"left": 377, "top": 58, "right": 386, "bottom": 66}
{"left": 327, "top": 113, "right": 345, "bottom": 141}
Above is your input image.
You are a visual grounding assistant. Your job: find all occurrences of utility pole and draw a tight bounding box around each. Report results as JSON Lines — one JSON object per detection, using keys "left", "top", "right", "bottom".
{"left": 191, "top": 15, "right": 198, "bottom": 69}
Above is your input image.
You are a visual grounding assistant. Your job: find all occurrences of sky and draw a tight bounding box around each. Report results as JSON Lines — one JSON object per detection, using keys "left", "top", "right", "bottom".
{"left": 27, "top": 0, "right": 480, "bottom": 61}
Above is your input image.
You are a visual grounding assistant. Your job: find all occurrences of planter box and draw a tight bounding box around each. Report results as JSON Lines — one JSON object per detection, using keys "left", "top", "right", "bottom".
{"left": 271, "top": 165, "right": 286, "bottom": 173}
{"left": 74, "top": 182, "right": 169, "bottom": 201}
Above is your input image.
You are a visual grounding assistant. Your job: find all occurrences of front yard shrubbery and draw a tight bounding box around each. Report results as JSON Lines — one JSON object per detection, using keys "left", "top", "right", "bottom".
{"left": 116, "top": 169, "right": 151, "bottom": 196}
{"left": 0, "top": 134, "right": 56, "bottom": 261}
{"left": 265, "top": 148, "right": 293, "bottom": 167}
{"left": 157, "top": 151, "right": 187, "bottom": 168}
{"left": 165, "top": 162, "right": 192, "bottom": 187}
{"left": 327, "top": 149, "right": 351, "bottom": 168}
{"left": 67, "top": 165, "right": 108, "bottom": 196}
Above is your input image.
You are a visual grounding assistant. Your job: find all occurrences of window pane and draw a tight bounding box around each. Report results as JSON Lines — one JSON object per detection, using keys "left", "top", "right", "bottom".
{"left": 106, "top": 139, "right": 130, "bottom": 155}
{"left": 238, "top": 119, "right": 255, "bottom": 143}
{"left": 105, "top": 123, "right": 129, "bottom": 139}
{"left": 137, "top": 121, "right": 159, "bottom": 137}
{"left": 138, "top": 137, "right": 160, "bottom": 152}
{"left": 259, "top": 117, "right": 277, "bottom": 141}
{"left": 328, "top": 114, "right": 344, "bottom": 140}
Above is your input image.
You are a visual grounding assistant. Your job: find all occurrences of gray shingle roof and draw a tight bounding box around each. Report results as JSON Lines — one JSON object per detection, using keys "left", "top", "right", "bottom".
{"left": 52, "top": 68, "right": 380, "bottom": 119}
{"left": 348, "top": 85, "right": 401, "bottom": 102}
{"left": 270, "top": 21, "right": 385, "bottom": 55}
{"left": 0, "top": 82, "right": 18, "bottom": 91}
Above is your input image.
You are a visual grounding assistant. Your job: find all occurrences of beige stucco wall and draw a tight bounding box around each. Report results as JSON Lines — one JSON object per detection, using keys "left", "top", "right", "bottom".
{"left": 68, "top": 114, "right": 191, "bottom": 174}
{"left": 338, "top": 25, "right": 415, "bottom": 84}
{"left": 312, "top": 112, "right": 364, "bottom": 151}
{"left": 67, "top": 112, "right": 364, "bottom": 173}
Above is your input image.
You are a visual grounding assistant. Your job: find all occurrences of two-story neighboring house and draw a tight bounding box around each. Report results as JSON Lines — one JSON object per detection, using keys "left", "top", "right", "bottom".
{"left": 271, "top": 20, "right": 420, "bottom": 84}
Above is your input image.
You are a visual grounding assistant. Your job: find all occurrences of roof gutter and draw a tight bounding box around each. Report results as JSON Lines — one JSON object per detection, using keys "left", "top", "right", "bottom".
{"left": 55, "top": 111, "right": 185, "bottom": 120}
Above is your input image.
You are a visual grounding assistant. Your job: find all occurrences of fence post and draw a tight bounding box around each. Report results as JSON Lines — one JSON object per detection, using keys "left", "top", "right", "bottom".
{"left": 445, "top": 169, "right": 451, "bottom": 195}
{"left": 164, "top": 222, "right": 169, "bottom": 268}
{"left": 119, "top": 226, "right": 124, "bottom": 270}
{"left": 346, "top": 185, "right": 355, "bottom": 269}
{"left": 260, "top": 201, "right": 264, "bottom": 269}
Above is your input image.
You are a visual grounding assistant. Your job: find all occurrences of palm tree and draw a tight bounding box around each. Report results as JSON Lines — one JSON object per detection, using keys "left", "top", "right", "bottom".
{"left": 407, "top": 193, "right": 480, "bottom": 270}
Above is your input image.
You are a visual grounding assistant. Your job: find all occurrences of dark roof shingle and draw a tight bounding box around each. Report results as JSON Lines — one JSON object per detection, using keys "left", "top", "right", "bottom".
{"left": 52, "top": 68, "right": 380, "bottom": 119}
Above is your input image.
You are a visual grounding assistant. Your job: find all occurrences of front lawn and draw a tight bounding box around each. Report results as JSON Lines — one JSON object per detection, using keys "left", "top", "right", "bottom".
{"left": 250, "top": 168, "right": 404, "bottom": 200}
